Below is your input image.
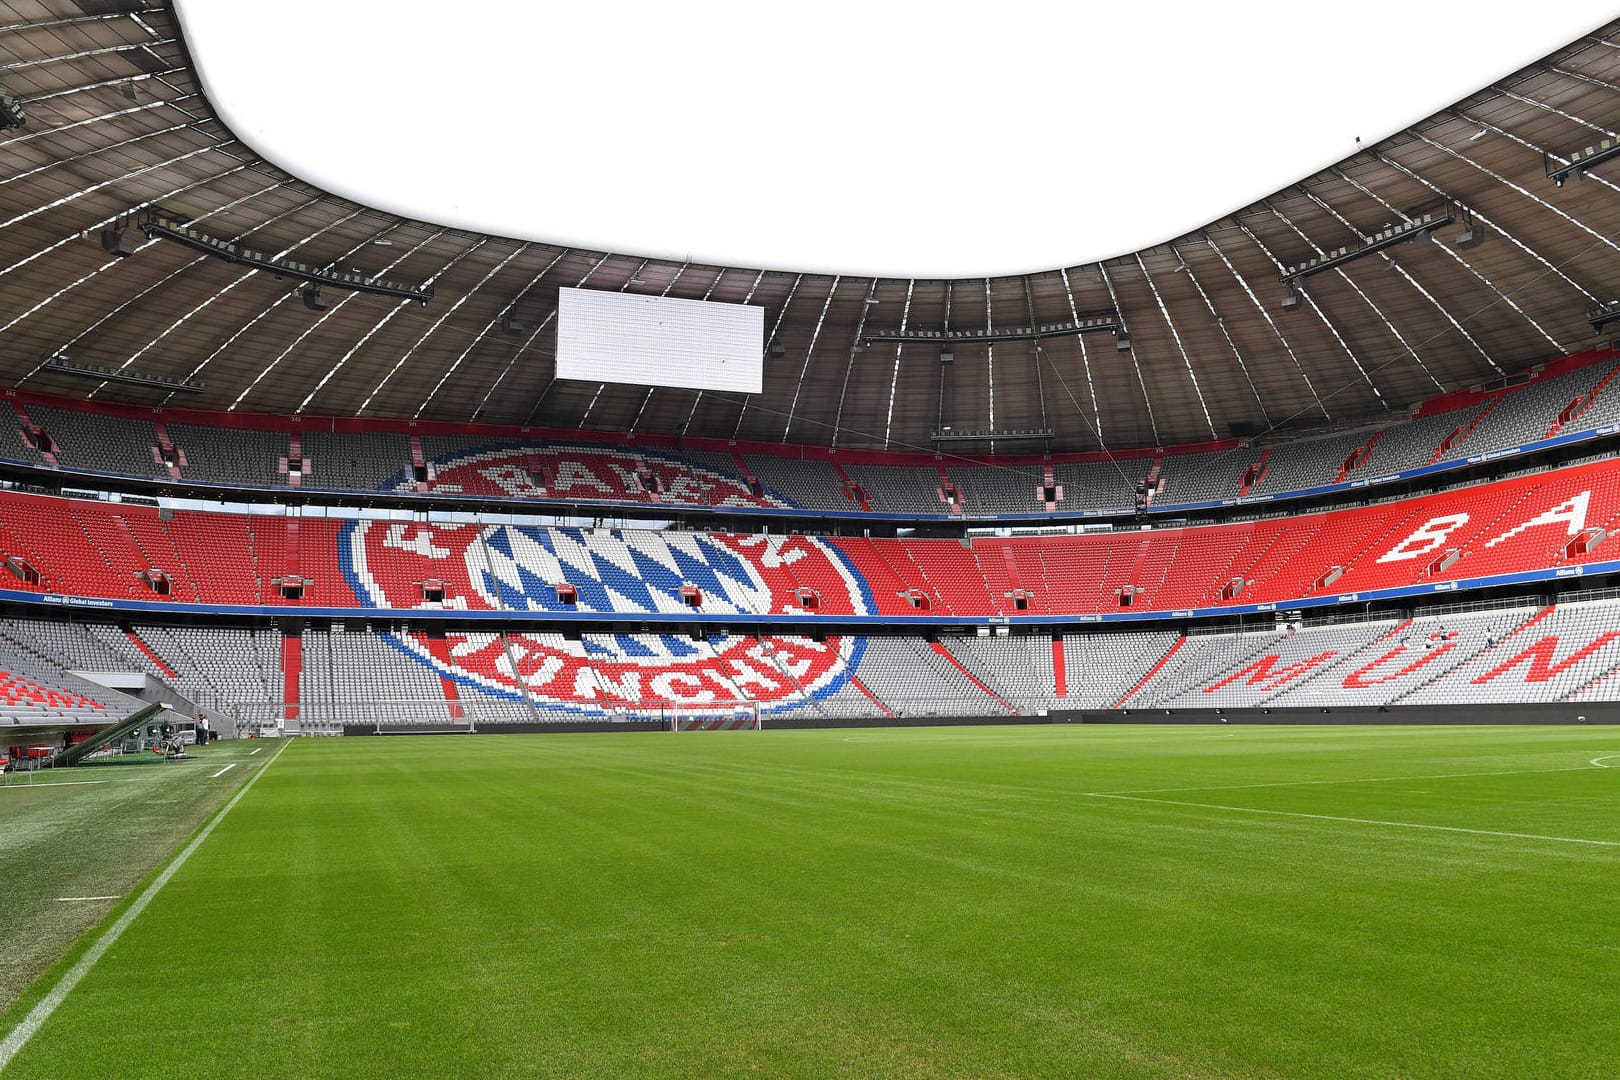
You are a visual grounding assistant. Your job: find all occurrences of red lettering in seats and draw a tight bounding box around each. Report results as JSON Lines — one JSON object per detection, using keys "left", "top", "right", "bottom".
{"left": 1377, "top": 514, "right": 1471, "bottom": 564}
{"left": 1205, "top": 652, "right": 1338, "bottom": 693}
{"left": 1342, "top": 639, "right": 1460, "bottom": 688}
{"left": 1484, "top": 491, "right": 1590, "bottom": 549}
{"left": 1471, "top": 632, "right": 1620, "bottom": 685}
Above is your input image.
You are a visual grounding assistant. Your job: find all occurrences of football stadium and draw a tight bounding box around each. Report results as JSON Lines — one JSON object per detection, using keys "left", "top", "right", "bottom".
{"left": 4, "top": 3, "right": 1620, "bottom": 1076}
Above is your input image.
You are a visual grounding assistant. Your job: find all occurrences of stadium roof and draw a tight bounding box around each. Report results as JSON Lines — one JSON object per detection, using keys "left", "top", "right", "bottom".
{"left": 4, "top": 1, "right": 1620, "bottom": 455}
{"left": 177, "top": 2, "right": 1618, "bottom": 281}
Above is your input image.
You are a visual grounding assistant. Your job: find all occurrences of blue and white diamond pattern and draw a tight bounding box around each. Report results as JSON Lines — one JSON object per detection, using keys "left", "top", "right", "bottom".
{"left": 469, "top": 525, "right": 773, "bottom": 615}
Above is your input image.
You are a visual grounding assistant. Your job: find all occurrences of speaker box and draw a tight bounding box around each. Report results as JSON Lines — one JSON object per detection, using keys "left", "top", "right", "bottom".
{"left": 100, "top": 229, "right": 135, "bottom": 257}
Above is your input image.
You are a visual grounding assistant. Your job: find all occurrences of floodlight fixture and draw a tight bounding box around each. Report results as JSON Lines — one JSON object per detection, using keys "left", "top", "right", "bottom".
{"left": 0, "top": 84, "right": 23, "bottom": 130}
{"left": 136, "top": 206, "right": 433, "bottom": 304}
{"left": 100, "top": 228, "right": 136, "bottom": 258}
{"left": 931, "top": 427, "right": 1053, "bottom": 443}
{"left": 862, "top": 311, "right": 1120, "bottom": 347}
{"left": 1546, "top": 138, "right": 1620, "bottom": 187}
{"left": 1588, "top": 299, "right": 1620, "bottom": 335}
{"left": 42, "top": 355, "right": 205, "bottom": 393}
{"left": 1279, "top": 202, "right": 1459, "bottom": 290}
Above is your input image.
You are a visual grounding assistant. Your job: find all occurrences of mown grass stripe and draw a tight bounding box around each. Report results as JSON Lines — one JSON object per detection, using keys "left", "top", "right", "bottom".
{"left": 1089, "top": 790, "right": 1620, "bottom": 847}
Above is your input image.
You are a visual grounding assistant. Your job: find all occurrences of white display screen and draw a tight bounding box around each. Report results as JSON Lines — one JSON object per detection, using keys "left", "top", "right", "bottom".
{"left": 555, "top": 287, "right": 764, "bottom": 394}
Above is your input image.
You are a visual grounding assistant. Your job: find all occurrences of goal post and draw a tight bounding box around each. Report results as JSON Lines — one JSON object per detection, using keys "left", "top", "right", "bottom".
{"left": 668, "top": 701, "right": 761, "bottom": 731}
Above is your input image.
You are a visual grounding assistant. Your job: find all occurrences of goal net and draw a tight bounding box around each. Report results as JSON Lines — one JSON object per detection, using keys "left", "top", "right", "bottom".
{"left": 668, "top": 702, "right": 761, "bottom": 731}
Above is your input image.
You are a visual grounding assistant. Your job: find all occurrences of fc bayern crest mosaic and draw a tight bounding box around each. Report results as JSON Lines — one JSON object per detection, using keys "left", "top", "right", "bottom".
{"left": 399, "top": 441, "right": 787, "bottom": 508}
{"left": 340, "top": 444, "right": 874, "bottom": 713}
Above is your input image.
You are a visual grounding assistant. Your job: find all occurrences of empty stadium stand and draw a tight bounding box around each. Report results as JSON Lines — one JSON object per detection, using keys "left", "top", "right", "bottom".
{"left": 4, "top": 350, "right": 1620, "bottom": 730}
{"left": 8, "top": 592, "right": 1620, "bottom": 729}
{"left": 2, "top": 454, "right": 1618, "bottom": 622}
{"left": 3, "top": 346, "right": 1618, "bottom": 519}
{"left": 0, "top": 633, "right": 140, "bottom": 729}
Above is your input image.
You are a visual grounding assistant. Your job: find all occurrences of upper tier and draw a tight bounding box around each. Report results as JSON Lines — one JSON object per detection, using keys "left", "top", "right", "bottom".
{"left": 6, "top": 6, "right": 1620, "bottom": 453}
{"left": 5, "top": 346, "right": 1620, "bottom": 521}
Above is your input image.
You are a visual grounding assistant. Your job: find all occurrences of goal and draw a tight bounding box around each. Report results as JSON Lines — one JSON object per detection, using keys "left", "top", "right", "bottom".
{"left": 668, "top": 702, "right": 761, "bottom": 731}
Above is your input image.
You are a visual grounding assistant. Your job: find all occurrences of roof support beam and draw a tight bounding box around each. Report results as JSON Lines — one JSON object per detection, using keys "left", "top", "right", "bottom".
{"left": 881, "top": 278, "right": 916, "bottom": 449}
{"left": 1372, "top": 146, "right": 1595, "bottom": 318}
{"left": 781, "top": 276, "right": 841, "bottom": 442}
{"left": 1323, "top": 167, "right": 1501, "bottom": 373}
{"left": 102, "top": 207, "right": 370, "bottom": 399}
{"left": 352, "top": 238, "right": 499, "bottom": 413}
{"left": 830, "top": 279, "right": 878, "bottom": 448}
{"left": 1058, "top": 267, "right": 1103, "bottom": 444}
{"left": 467, "top": 249, "right": 574, "bottom": 422}
{"left": 1205, "top": 231, "right": 1331, "bottom": 424}
{"left": 0, "top": 169, "right": 289, "bottom": 356}
{"left": 1135, "top": 252, "right": 1216, "bottom": 439}
{"left": 1176, "top": 245, "right": 1270, "bottom": 425}
{"left": 1021, "top": 277, "right": 1049, "bottom": 434}
{"left": 1278, "top": 192, "right": 1446, "bottom": 390}
{"left": 1097, "top": 264, "right": 1158, "bottom": 445}
{"left": 219, "top": 221, "right": 440, "bottom": 409}
{"left": 729, "top": 271, "right": 802, "bottom": 440}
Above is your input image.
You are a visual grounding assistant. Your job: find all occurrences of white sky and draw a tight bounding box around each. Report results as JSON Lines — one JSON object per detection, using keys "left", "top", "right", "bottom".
{"left": 177, "top": 1, "right": 1618, "bottom": 279}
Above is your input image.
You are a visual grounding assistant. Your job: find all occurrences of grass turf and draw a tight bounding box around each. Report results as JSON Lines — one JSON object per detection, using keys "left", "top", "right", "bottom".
{"left": 0, "top": 741, "right": 264, "bottom": 1012}
{"left": 3, "top": 724, "right": 1619, "bottom": 1078}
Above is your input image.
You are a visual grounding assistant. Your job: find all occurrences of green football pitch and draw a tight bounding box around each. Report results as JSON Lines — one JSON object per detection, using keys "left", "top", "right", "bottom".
{"left": 3, "top": 724, "right": 1619, "bottom": 1079}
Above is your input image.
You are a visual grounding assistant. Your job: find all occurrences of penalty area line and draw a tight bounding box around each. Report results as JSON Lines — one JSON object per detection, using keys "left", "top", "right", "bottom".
{"left": 0, "top": 738, "right": 289, "bottom": 1073}
{"left": 1086, "top": 791, "right": 1620, "bottom": 848}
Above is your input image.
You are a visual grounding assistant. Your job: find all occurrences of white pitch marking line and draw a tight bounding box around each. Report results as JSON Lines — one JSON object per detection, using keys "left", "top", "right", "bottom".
{"left": 1591, "top": 754, "right": 1620, "bottom": 768}
{"left": 0, "top": 780, "right": 107, "bottom": 792}
{"left": 1092, "top": 764, "right": 1600, "bottom": 797}
{"left": 210, "top": 763, "right": 237, "bottom": 778}
{"left": 0, "top": 738, "right": 289, "bottom": 1072}
{"left": 248, "top": 747, "right": 262, "bottom": 756}
{"left": 55, "top": 897, "right": 120, "bottom": 903}
{"left": 0, "top": 773, "right": 205, "bottom": 791}
{"left": 1087, "top": 792, "right": 1620, "bottom": 848}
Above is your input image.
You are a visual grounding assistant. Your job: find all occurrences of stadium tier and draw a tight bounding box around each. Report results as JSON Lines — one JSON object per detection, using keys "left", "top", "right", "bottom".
{"left": 2, "top": 442, "right": 1619, "bottom": 729}
{"left": 0, "top": 626, "right": 141, "bottom": 730}
{"left": 7, "top": 596, "right": 1618, "bottom": 728}
{"left": 2, "top": 345, "right": 1618, "bottom": 517}
{"left": 2, "top": 455, "right": 1616, "bottom": 619}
